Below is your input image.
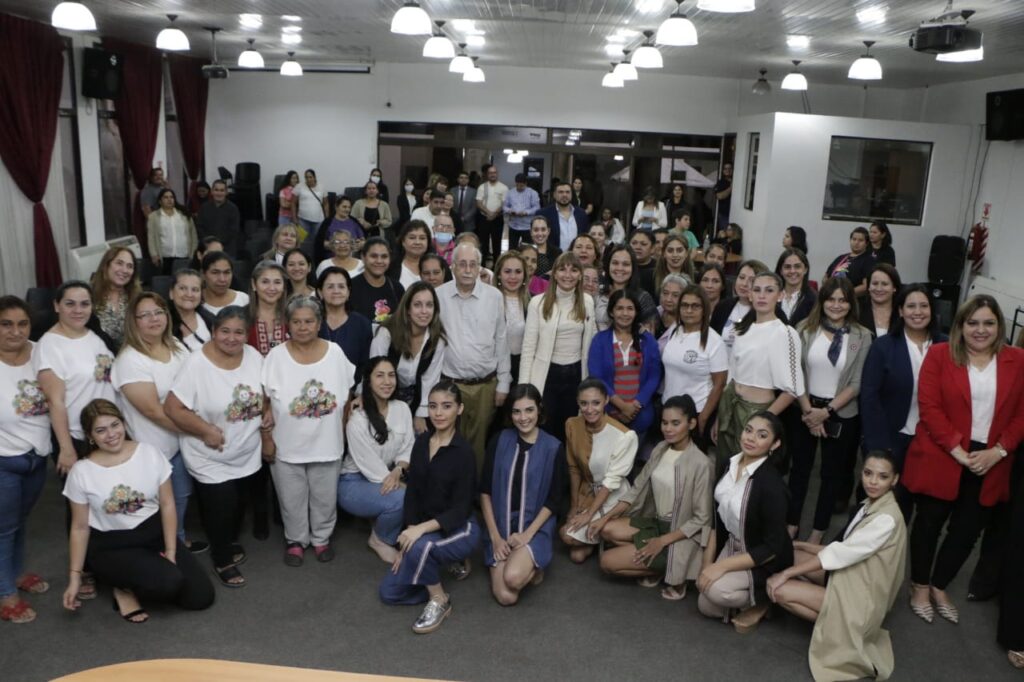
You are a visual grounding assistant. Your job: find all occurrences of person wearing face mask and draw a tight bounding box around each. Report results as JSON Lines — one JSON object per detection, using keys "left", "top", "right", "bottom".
{"left": 368, "top": 168, "right": 390, "bottom": 203}
{"left": 431, "top": 214, "right": 456, "bottom": 265}
{"left": 395, "top": 179, "right": 421, "bottom": 236}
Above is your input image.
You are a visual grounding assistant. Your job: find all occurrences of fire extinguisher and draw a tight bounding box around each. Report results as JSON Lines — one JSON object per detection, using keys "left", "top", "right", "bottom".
{"left": 967, "top": 221, "right": 988, "bottom": 274}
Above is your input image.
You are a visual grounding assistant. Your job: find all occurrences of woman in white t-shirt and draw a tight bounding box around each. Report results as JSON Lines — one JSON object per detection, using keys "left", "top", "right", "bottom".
{"left": 61, "top": 399, "right": 213, "bottom": 623}
{"left": 168, "top": 269, "right": 214, "bottom": 352}
{"left": 710, "top": 260, "right": 767, "bottom": 355}
{"left": 661, "top": 286, "right": 728, "bottom": 440}
{"left": 316, "top": 231, "right": 364, "bottom": 279}
{"left": 165, "top": 307, "right": 265, "bottom": 588}
{"left": 339, "top": 356, "right": 414, "bottom": 563}
{"left": 292, "top": 168, "right": 328, "bottom": 238}
{"left": 0, "top": 297, "right": 53, "bottom": 624}
{"left": 263, "top": 297, "right": 354, "bottom": 567}
{"left": 200, "top": 252, "right": 249, "bottom": 316}
{"left": 113, "top": 292, "right": 207, "bottom": 554}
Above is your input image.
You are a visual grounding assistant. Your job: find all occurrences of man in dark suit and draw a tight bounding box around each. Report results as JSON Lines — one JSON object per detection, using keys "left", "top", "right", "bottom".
{"left": 538, "top": 181, "right": 589, "bottom": 252}
{"left": 453, "top": 171, "right": 476, "bottom": 235}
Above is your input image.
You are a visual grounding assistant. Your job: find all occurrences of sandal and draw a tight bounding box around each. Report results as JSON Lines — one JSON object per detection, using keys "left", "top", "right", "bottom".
{"left": 77, "top": 574, "right": 97, "bottom": 601}
{"left": 284, "top": 542, "right": 304, "bottom": 567}
{"left": 637, "top": 576, "right": 661, "bottom": 588}
{"left": 213, "top": 564, "right": 246, "bottom": 588}
{"left": 229, "top": 543, "right": 247, "bottom": 567}
{"left": 16, "top": 574, "right": 49, "bottom": 595}
{"left": 661, "top": 584, "right": 688, "bottom": 601}
{"left": 1008, "top": 650, "right": 1024, "bottom": 669}
{"left": 314, "top": 544, "right": 335, "bottom": 563}
{"left": 1, "top": 600, "right": 36, "bottom": 624}
{"left": 111, "top": 595, "right": 148, "bottom": 624}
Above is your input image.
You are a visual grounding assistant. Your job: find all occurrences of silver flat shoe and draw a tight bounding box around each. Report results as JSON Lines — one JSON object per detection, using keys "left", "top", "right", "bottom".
{"left": 448, "top": 560, "right": 471, "bottom": 581}
{"left": 413, "top": 597, "right": 452, "bottom": 634}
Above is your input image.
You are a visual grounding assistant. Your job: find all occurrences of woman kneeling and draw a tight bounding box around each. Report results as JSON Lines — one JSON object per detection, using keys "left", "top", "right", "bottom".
{"left": 480, "top": 384, "right": 566, "bottom": 606}
{"left": 594, "top": 395, "right": 714, "bottom": 600}
{"left": 766, "top": 451, "right": 907, "bottom": 681}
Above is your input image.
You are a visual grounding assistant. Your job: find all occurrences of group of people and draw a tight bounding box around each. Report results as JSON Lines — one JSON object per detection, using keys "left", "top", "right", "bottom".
{"left": 3, "top": 163, "right": 1023, "bottom": 681}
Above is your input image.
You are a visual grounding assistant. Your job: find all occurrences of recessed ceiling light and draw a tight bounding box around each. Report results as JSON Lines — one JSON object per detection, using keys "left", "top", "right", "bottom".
{"left": 239, "top": 13, "right": 262, "bottom": 29}
{"left": 787, "top": 35, "right": 810, "bottom": 48}
{"left": 282, "top": 15, "right": 301, "bottom": 22}
{"left": 282, "top": 33, "right": 302, "bottom": 45}
{"left": 451, "top": 19, "right": 477, "bottom": 32}
{"left": 614, "top": 155, "right": 624, "bottom": 161}
{"left": 937, "top": 45, "right": 983, "bottom": 62}
{"left": 282, "top": 25, "right": 302, "bottom": 33}
{"left": 637, "top": 0, "right": 665, "bottom": 13}
{"left": 856, "top": 6, "right": 887, "bottom": 24}
{"left": 606, "top": 34, "right": 627, "bottom": 43}
{"left": 466, "top": 35, "right": 485, "bottom": 47}
{"left": 604, "top": 43, "right": 626, "bottom": 57}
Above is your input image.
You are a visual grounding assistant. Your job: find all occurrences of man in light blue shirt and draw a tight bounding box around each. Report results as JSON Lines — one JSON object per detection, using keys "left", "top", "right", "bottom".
{"left": 502, "top": 173, "right": 540, "bottom": 250}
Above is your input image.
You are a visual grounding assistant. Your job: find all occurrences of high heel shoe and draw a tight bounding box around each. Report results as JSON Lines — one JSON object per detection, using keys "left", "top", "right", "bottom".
{"left": 933, "top": 600, "right": 959, "bottom": 624}
{"left": 909, "top": 583, "right": 934, "bottom": 623}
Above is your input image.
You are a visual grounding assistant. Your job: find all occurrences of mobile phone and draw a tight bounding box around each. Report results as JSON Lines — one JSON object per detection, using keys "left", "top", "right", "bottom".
{"left": 825, "top": 420, "right": 842, "bottom": 439}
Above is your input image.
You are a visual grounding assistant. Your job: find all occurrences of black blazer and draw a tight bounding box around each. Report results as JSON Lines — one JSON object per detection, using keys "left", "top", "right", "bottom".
{"left": 856, "top": 295, "right": 900, "bottom": 339}
{"left": 713, "top": 460, "right": 794, "bottom": 591}
{"left": 395, "top": 193, "right": 420, "bottom": 229}
{"left": 784, "top": 287, "right": 817, "bottom": 328}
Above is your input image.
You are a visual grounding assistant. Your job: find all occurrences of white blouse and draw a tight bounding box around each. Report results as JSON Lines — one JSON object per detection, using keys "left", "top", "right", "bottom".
{"left": 715, "top": 454, "right": 768, "bottom": 538}
{"left": 652, "top": 448, "right": 683, "bottom": 520}
{"left": 969, "top": 358, "right": 997, "bottom": 443}
{"left": 729, "top": 319, "right": 805, "bottom": 396}
{"left": 806, "top": 330, "right": 848, "bottom": 400}
{"left": 369, "top": 327, "right": 445, "bottom": 418}
{"left": 63, "top": 443, "right": 171, "bottom": 532}
{"left": 201, "top": 291, "right": 249, "bottom": 316}
{"left": 0, "top": 343, "right": 52, "bottom": 457}
{"left": 899, "top": 336, "right": 931, "bottom": 436}
{"left": 112, "top": 345, "right": 188, "bottom": 459}
{"left": 341, "top": 401, "right": 415, "bottom": 481}
{"left": 721, "top": 301, "right": 750, "bottom": 352}
{"left": 551, "top": 288, "right": 585, "bottom": 365}
{"left": 661, "top": 326, "right": 729, "bottom": 411}
{"left": 817, "top": 501, "right": 898, "bottom": 572}
{"left": 504, "top": 295, "right": 526, "bottom": 356}
{"left": 36, "top": 331, "right": 116, "bottom": 441}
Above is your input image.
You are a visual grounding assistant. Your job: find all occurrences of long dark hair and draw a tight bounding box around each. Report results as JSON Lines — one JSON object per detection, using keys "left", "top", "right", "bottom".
{"left": 607, "top": 289, "right": 644, "bottom": 362}
{"left": 362, "top": 356, "right": 397, "bottom": 445}
{"left": 787, "top": 226, "right": 808, "bottom": 255}
{"left": 504, "top": 383, "right": 546, "bottom": 427}
{"left": 601, "top": 243, "right": 639, "bottom": 295}
{"left": 870, "top": 221, "right": 893, "bottom": 248}
{"left": 383, "top": 281, "right": 446, "bottom": 358}
{"left": 889, "top": 283, "right": 940, "bottom": 340}
{"left": 775, "top": 248, "right": 812, "bottom": 296}
{"left": 801, "top": 276, "right": 861, "bottom": 336}
{"left": 735, "top": 272, "right": 783, "bottom": 336}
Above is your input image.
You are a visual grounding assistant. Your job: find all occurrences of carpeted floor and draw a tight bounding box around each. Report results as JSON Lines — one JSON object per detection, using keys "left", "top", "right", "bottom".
{"left": 3, "top": 471, "right": 1019, "bottom": 682}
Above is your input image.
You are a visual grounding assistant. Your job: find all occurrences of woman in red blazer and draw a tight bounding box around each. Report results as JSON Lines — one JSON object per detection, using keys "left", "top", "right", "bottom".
{"left": 903, "top": 295, "right": 1024, "bottom": 625}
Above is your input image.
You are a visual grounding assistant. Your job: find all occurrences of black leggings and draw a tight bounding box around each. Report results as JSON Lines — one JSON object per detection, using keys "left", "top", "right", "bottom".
{"left": 910, "top": 444, "right": 992, "bottom": 589}
{"left": 194, "top": 475, "right": 250, "bottom": 568}
{"left": 87, "top": 514, "right": 214, "bottom": 610}
{"left": 786, "top": 413, "right": 861, "bottom": 531}
{"left": 542, "top": 362, "right": 581, "bottom": 445}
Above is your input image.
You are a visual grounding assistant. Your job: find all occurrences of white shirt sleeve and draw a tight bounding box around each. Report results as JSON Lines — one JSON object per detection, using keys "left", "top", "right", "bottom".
{"left": 392, "top": 401, "right": 415, "bottom": 465}
{"left": 62, "top": 463, "right": 88, "bottom": 504}
{"left": 112, "top": 349, "right": 150, "bottom": 390}
{"left": 344, "top": 410, "right": 394, "bottom": 483}
{"left": 708, "top": 332, "right": 729, "bottom": 373}
{"left": 602, "top": 429, "right": 639, "bottom": 492}
{"left": 35, "top": 334, "right": 66, "bottom": 379}
{"left": 817, "top": 513, "right": 897, "bottom": 572}
{"left": 169, "top": 354, "right": 200, "bottom": 410}
{"left": 369, "top": 327, "right": 391, "bottom": 358}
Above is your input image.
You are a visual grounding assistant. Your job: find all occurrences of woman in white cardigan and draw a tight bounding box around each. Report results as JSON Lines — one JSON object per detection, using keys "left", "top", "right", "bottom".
{"left": 519, "top": 252, "right": 596, "bottom": 443}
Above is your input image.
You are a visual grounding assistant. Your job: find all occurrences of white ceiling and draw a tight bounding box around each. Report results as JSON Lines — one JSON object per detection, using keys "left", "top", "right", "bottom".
{"left": 7, "top": 0, "right": 1024, "bottom": 88}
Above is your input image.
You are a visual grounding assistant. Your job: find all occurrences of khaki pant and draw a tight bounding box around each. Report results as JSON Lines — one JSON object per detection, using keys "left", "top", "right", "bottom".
{"left": 455, "top": 378, "right": 497, "bottom": 473}
{"left": 697, "top": 536, "right": 753, "bottom": 619}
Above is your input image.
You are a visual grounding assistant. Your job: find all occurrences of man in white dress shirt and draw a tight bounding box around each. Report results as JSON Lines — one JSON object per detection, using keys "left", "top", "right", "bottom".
{"left": 410, "top": 190, "right": 445, "bottom": 232}
{"left": 475, "top": 165, "right": 508, "bottom": 268}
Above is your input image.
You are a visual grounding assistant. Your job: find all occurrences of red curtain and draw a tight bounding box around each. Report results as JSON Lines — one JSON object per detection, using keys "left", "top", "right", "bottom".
{"left": 0, "top": 14, "right": 65, "bottom": 287}
{"left": 105, "top": 38, "right": 162, "bottom": 259}
{"left": 167, "top": 54, "right": 209, "bottom": 212}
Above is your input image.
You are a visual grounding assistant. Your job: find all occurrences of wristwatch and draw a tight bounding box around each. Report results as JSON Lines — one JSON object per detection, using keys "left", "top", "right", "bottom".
{"left": 826, "top": 405, "right": 838, "bottom": 419}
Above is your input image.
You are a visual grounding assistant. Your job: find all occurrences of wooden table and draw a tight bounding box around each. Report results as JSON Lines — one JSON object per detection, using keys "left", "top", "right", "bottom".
{"left": 53, "top": 659, "right": 455, "bottom": 682}
{"left": 691, "top": 249, "right": 742, "bottom": 265}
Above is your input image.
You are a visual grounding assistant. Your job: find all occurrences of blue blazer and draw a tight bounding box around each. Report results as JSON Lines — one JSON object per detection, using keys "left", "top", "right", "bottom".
{"left": 860, "top": 330, "right": 947, "bottom": 452}
{"left": 538, "top": 204, "right": 590, "bottom": 252}
{"left": 587, "top": 329, "right": 662, "bottom": 436}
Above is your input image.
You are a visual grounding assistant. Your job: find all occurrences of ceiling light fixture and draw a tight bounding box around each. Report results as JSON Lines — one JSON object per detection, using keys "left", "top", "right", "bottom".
{"left": 282, "top": 15, "right": 301, "bottom": 22}
{"left": 614, "top": 154, "right": 625, "bottom": 161}
{"left": 614, "top": 51, "right": 639, "bottom": 81}
{"left": 282, "top": 25, "right": 302, "bottom": 33}
{"left": 282, "top": 32, "right": 302, "bottom": 45}
{"left": 604, "top": 43, "right": 626, "bottom": 57}
{"left": 848, "top": 40, "right": 882, "bottom": 80}
{"left": 156, "top": 14, "right": 190, "bottom": 51}
{"left": 751, "top": 68, "right": 771, "bottom": 95}
{"left": 238, "top": 38, "right": 264, "bottom": 68}
{"left": 239, "top": 13, "right": 262, "bottom": 30}
{"left": 601, "top": 63, "right": 624, "bottom": 88}
{"left": 856, "top": 6, "right": 887, "bottom": 24}
{"left": 656, "top": 1, "right": 698, "bottom": 46}
{"left": 449, "top": 44, "right": 473, "bottom": 73}
{"left": 466, "top": 35, "right": 486, "bottom": 47}
{"left": 565, "top": 140, "right": 577, "bottom": 146}
{"left": 633, "top": 31, "right": 664, "bottom": 68}
{"left": 697, "top": 0, "right": 755, "bottom": 12}
{"left": 780, "top": 60, "right": 807, "bottom": 90}
{"left": 936, "top": 45, "right": 983, "bottom": 62}
{"left": 51, "top": 2, "right": 97, "bottom": 31}
{"left": 391, "top": 1, "right": 432, "bottom": 36}
{"left": 463, "top": 57, "right": 485, "bottom": 83}
{"left": 637, "top": 0, "right": 666, "bottom": 13}
{"left": 503, "top": 149, "right": 514, "bottom": 155}
{"left": 451, "top": 19, "right": 477, "bottom": 32}
{"left": 423, "top": 20, "right": 456, "bottom": 59}
{"left": 280, "top": 51, "right": 303, "bottom": 76}
{"left": 786, "top": 34, "right": 810, "bottom": 48}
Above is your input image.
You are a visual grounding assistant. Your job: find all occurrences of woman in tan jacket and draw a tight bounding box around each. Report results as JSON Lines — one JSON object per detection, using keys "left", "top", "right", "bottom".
{"left": 592, "top": 395, "right": 715, "bottom": 600}
{"left": 519, "top": 252, "right": 596, "bottom": 443}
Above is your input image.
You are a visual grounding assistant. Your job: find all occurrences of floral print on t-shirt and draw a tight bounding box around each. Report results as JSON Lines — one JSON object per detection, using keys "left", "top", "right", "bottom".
{"left": 103, "top": 484, "right": 147, "bottom": 514}
{"left": 13, "top": 379, "right": 49, "bottom": 417}
{"left": 225, "top": 384, "right": 263, "bottom": 422}
{"left": 288, "top": 379, "right": 337, "bottom": 419}
{"left": 94, "top": 354, "right": 114, "bottom": 383}
{"left": 373, "top": 299, "right": 393, "bottom": 324}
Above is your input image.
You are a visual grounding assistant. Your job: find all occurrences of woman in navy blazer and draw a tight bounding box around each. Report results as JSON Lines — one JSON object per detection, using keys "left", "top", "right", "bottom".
{"left": 587, "top": 289, "right": 661, "bottom": 441}
{"left": 860, "top": 284, "right": 946, "bottom": 518}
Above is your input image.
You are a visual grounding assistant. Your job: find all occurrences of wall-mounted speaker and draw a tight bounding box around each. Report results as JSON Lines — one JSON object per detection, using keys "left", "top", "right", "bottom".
{"left": 81, "top": 47, "right": 122, "bottom": 100}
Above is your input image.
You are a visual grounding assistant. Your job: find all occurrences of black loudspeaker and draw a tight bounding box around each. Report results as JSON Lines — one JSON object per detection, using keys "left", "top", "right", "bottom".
{"left": 235, "top": 162, "right": 261, "bottom": 186}
{"left": 928, "top": 236, "right": 966, "bottom": 284}
{"left": 81, "top": 47, "right": 122, "bottom": 100}
{"left": 928, "top": 283, "right": 961, "bottom": 333}
{"left": 987, "top": 89, "right": 1024, "bottom": 141}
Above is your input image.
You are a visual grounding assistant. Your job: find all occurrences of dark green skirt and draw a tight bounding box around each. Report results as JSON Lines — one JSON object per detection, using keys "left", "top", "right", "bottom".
{"left": 630, "top": 517, "right": 671, "bottom": 575}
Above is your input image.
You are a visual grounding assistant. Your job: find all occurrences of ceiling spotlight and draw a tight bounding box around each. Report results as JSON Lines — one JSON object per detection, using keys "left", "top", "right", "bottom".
{"left": 751, "top": 68, "right": 771, "bottom": 95}
{"left": 937, "top": 45, "right": 983, "bottom": 62}
{"left": 51, "top": 2, "right": 97, "bottom": 31}
{"left": 503, "top": 149, "right": 514, "bottom": 155}
{"left": 391, "top": 1, "right": 432, "bottom": 36}
{"left": 614, "top": 51, "right": 639, "bottom": 81}
{"left": 282, "top": 25, "right": 302, "bottom": 33}
{"left": 786, "top": 34, "right": 810, "bottom": 48}
{"left": 601, "top": 63, "right": 624, "bottom": 88}
{"left": 156, "top": 14, "right": 190, "bottom": 51}
{"left": 282, "top": 15, "right": 301, "bottom": 22}
{"left": 280, "top": 51, "right": 302, "bottom": 76}
{"left": 656, "top": 1, "right": 698, "bottom": 47}
{"left": 780, "top": 60, "right": 807, "bottom": 90}
{"left": 466, "top": 35, "right": 486, "bottom": 47}
{"left": 239, "top": 13, "right": 262, "bottom": 29}
{"left": 423, "top": 21, "right": 456, "bottom": 59}
{"left": 238, "top": 38, "right": 264, "bottom": 68}
{"left": 697, "top": 0, "right": 755, "bottom": 11}
{"left": 449, "top": 44, "right": 473, "bottom": 73}
{"left": 848, "top": 40, "right": 882, "bottom": 80}
{"left": 633, "top": 30, "right": 664, "bottom": 68}
{"left": 856, "top": 6, "right": 887, "bottom": 24}
{"left": 614, "top": 154, "right": 625, "bottom": 161}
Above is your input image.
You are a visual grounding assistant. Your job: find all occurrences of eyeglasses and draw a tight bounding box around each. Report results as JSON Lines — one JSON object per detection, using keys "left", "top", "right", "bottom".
{"left": 678, "top": 302, "right": 703, "bottom": 310}
{"left": 454, "top": 260, "right": 480, "bottom": 270}
{"left": 135, "top": 309, "right": 167, "bottom": 320}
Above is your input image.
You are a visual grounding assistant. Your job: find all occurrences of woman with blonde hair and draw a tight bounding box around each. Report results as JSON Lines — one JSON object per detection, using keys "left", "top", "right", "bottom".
{"left": 494, "top": 251, "right": 530, "bottom": 382}
{"left": 520, "top": 252, "right": 596, "bottom": 443}
{"left": 90, "top": 247, "right": 142, "bottom": 349}
{"left": 262, "top": 223, "right": 301, "bottom": 265}
{"left": 247, "top": 261, "right": 289, "bottom": 356}
{"left": 653, "top": 235, "right": 696, "bottom": 294}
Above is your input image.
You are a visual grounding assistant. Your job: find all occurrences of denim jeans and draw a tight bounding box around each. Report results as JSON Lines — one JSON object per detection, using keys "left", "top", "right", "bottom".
{"left": 169, "top": 452, "right": 193, "bottom": 542}
{"left": 0, "top": 452, "right": 47, "bottom": 597}
{"left": 337, "top": 472, "right": 405, "bottom": 545}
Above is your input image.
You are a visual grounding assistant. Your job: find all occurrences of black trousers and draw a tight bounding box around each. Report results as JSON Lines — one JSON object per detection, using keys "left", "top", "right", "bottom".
{"left": 998, "top": 461, "right": 1024, "bottom": 650}
{"left": 508, "top": 229, "right": 527, "bottom": 251}
{"left": 910, "top": 444, "right": 992, "bottom": 589}
{"left": 786, "top": 412, "right": 861, "bottom": 531}
{"left": 477, "top": 213, "right": 504, "bottom": 264}
{"left": 87, "top": 514, "right": 214, "bottom": 610}
{"left": 194, "top": 475, "right": 249, "bottom": 568}
{"left": 542, "top": 362, "right": 581, "bottom": 445}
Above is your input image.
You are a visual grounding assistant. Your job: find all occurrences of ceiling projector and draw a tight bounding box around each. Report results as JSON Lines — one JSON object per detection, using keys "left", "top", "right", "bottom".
{"left": 909, "top": 7, "right": 982, "bottom": 54}
{"left": 202, "top": 64, "right": 229, "bottom": 79}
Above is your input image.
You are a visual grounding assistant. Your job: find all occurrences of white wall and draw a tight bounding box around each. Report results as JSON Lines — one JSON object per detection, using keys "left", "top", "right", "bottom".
{"left": 731, "top": 112, "right": 974, "bottom": 284}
